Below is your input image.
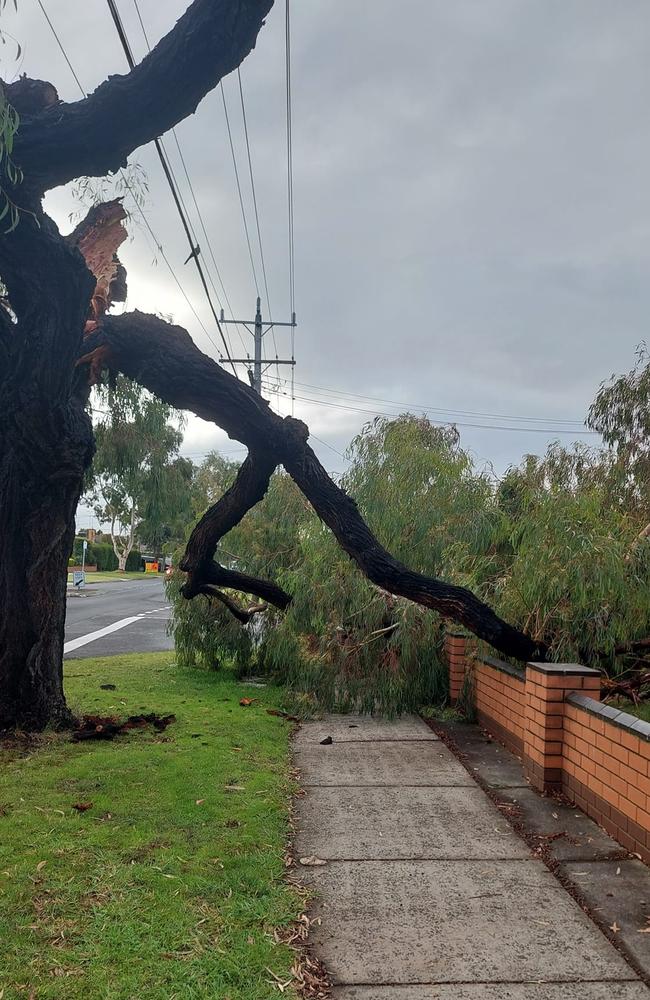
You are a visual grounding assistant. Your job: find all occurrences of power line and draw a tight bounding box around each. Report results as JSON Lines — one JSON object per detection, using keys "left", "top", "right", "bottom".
{"left": 130, "top": 0, "right": 247, "bottom": 358}
{"left": 285, "top": 0, "right": 296, "bottom": 413}
{"left": 237, "top": 70, "right": 276, "bottom": 342}
{"left": 290, "top": 394, "right": 598, "bottom": 435}
{"left": 237, "top": 67, "right": 283, "bottom": 408}
{"left": 105, "top": 0, "right": 238, "bottom": 374}
{"left": 266, "top": 374, "right": 589, "bottom": 427}
{"left": 237, "top": 67, "right": 281, "bottom": 403}
{"left": 35, "top": 0, "right": 86, "bottom": 95}
{"left": 36, "top": 1, "right": 217, "bottom": 354}
{"left": 309, "top": 432, "right": 347, "bottom": 459}
{"left": 220, "top": 79, "right": 260, "bottom": 297}
{"left": 261, "top": 379, "right": 598, "bottom": 436}
{"left": 285, "top": 0, "right": 296, "bottom": 318}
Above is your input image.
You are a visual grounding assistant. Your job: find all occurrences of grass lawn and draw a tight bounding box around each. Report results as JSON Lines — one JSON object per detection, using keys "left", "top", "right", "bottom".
{"left": 0, "top": 653, "right": 303, "bottom": 999}
{"left": 67, "top": 571, "right": 159, "bottom": 584}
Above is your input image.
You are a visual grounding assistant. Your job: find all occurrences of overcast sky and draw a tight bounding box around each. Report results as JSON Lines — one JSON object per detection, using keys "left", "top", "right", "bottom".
{"left": 6, "top": 1, "right": 650, "bottom": 526}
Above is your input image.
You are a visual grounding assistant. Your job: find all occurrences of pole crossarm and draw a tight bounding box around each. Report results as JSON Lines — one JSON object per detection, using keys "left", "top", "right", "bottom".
{"left": 220, "top": 296, "right": 297, "bottom": 394}
{"left": 225, "top": 358, "right": 296, "bottom": 365}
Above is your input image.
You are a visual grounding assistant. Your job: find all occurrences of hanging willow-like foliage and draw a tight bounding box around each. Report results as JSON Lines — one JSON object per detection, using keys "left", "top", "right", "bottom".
{"left": 166, "top": 410, "right": 650, "bottom": 713}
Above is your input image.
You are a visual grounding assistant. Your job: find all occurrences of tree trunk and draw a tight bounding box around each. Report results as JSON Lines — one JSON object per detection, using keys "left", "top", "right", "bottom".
{"left": 0, "top": 216, "right": 95, "bottom": 731}
{"left": 0, "top": 383, "right": 95, "bottom": 730}
{"left": 110, "top": 505, "right": 136, "bottom": 573}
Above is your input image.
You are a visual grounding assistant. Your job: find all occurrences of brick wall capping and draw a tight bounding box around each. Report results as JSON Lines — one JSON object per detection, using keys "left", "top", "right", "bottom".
{"left": 527, "top": 661, "right": 602, "bottom": 677}
{"left": 444, "top": 628, "right": 470, "bottom": 639}
{"left": 566, "top": 691, "right": 650, "bottom": 742}
{"left": 478, "top": 655, "right": 526, "bottom": 683}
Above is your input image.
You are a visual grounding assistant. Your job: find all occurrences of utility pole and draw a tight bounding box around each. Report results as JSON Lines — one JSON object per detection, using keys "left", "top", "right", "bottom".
{"left": 220, "top": 297, "right": 296, "bottom": 395}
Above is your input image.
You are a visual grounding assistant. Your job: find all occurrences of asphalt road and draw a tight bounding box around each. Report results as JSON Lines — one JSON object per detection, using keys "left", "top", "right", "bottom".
{"left": 64, "top": 577, "right": 173, "bottom": 659}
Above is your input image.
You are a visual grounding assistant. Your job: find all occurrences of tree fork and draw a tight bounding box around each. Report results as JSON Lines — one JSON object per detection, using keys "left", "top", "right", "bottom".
{"left": 11, "top": 0, "right": 275, "bottom": 195}
{"left": 180, "top": 448, "right": 290, "bottom": 610}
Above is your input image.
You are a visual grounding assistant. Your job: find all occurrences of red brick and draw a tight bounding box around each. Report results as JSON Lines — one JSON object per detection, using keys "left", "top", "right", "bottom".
{"left": 609, "top": 774, "right": 628, "bottom": 797}
{"left": 617, "top": 829, "right": 636, "bottom": 852}
{"left": 622, "top": 731, "right": 642, "bottom": 752}
{"left": 636, "top": 808, "right": 650, "bottom": 836}
{"left": 618, "top": 798, "right": 638, "bottom": 823}
{"left": 611, "top": 743, "right": 630, "bottom": 767}
{"left": 627, "top": 783, "right": 647, "bottom": 811}
{"left": 626, "top": 752, "right": 648, "bottom": 776}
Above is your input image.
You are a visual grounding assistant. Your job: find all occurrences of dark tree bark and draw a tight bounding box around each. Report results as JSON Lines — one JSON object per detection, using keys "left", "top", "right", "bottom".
{"left": 0, "top": 215, "right": 95, "bottom": 730}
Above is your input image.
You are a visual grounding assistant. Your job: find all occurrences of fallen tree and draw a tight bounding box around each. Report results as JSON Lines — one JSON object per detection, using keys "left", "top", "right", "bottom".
{"left": 0, "top": 0, "right": 543, "bottom": 731}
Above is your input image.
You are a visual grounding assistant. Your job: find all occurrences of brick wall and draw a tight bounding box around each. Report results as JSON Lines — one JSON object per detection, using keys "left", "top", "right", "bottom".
{"left": 444, "top": 633, "right": 468, "bottom": 703}
{"left": 444, "top": 634, "right": 650, "bottom": 863}
{"left": 474, "top": 657, "right": 526, "bottom": 756}
{"left": 563, "top": 694, "right": 650, "bottom": 861}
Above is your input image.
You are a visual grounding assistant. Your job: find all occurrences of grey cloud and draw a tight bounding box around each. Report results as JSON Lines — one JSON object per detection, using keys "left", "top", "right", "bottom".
{"left": 8, "top": 0, "right": 649, "bottom": 484}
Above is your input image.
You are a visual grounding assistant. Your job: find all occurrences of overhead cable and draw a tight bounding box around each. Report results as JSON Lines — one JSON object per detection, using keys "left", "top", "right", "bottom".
{"left": 131, "top": 0, "right": 248, "bottom": 356}
{"left": 36, "top": 0, "right": 217, "bottom": 355}
{"left": 105, "top": 0, "right": 238, "bottom": 374}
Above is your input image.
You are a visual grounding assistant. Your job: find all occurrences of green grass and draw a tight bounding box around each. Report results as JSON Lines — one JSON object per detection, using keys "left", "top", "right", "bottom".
{"left": 0, "top": 653, "right": 302, "bottom": 999}
{"left": 67, "top": 571, "right": 159, "bottom": 584}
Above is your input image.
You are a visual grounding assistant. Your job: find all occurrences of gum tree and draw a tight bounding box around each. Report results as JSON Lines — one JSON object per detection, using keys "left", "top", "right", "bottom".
{"left": 0, "top": 0, "right": 542, "bottom": 731}
{"left": 86, "top": 377, "right": 187, "bottom": 571}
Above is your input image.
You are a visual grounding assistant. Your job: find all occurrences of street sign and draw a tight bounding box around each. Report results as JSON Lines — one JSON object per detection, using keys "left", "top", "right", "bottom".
{"left": 73, "top": 570, "right": 85, "bottom": 589}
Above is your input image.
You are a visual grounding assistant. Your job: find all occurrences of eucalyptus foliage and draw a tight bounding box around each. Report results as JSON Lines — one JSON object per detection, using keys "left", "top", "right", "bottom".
{"left": 166, "top": 568, "right": 253, "bottom": 672}
{"left": 493, "top": 448, "right": 650, "bottom": 665}
{"left": 85, "top": 376, "right": 190, "bottom": 568}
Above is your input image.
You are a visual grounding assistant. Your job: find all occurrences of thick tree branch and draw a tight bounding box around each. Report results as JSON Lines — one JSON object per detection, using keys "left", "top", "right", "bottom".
{"left": 12, "top": 0, "right": 274, "bottom": 194}
{"left": 198, "top": 586, "right": 268, "bottom": 623}
{"left": 182, "top": 450, "right": 279, "bottom": 569}
{"left": 202, "top": 562, "right": 291, "bottom": 609}
{"left": 83, "top": 312, "right": 546, "bottom": 663}
{"left": 180, "top": 448, "right": 291, "bottom": 610}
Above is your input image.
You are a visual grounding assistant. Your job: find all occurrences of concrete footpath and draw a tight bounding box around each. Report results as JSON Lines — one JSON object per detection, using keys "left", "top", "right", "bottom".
{"left": 293, "top": 715, "right": 649, "bottom": 999}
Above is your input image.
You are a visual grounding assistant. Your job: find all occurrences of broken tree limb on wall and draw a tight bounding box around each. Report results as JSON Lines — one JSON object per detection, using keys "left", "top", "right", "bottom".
{"left": 82, "top": 312, "right": 546, "bottom": 663}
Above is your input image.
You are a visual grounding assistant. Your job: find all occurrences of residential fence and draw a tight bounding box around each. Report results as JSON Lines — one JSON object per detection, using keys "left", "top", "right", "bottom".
{"left": 444, "top": 632, "right": 650, "bottom": 863}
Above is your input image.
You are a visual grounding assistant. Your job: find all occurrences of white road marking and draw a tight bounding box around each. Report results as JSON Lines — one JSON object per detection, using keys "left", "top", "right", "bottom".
{"left": 63, "top": 615, "right": 144, "bottom": 653}
{"left": 63, "top": 605, "right": 172, "bottom": 654}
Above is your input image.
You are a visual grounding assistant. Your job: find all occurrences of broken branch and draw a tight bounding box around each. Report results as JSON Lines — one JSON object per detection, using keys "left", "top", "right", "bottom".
{"left": 82, "top": 311, "right": 546, "bottom": 662}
